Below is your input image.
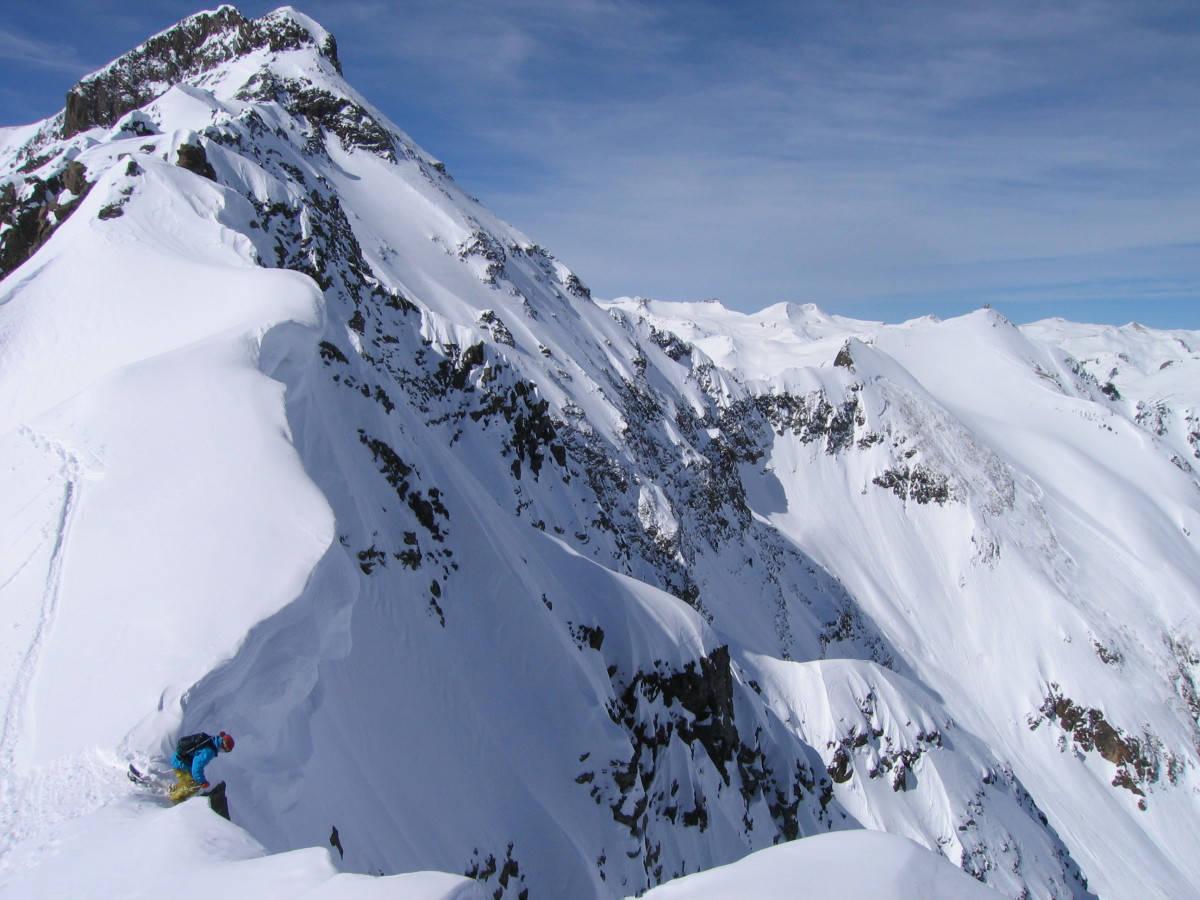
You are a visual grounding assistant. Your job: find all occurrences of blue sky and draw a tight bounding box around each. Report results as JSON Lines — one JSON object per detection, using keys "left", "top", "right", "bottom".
{"left": 2, "top": 1, "right": 1197, "bottom": 329}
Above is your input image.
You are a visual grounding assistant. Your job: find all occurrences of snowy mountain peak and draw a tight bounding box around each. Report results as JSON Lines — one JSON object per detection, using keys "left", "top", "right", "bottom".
{"left": 63, "top": 6, "right": 340, "bottom": 138}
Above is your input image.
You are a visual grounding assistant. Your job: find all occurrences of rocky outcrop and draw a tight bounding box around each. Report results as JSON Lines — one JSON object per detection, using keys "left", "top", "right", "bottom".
{"left": 1032, "top": 686, "right": 1186, "bottom": 807}
{"left": 872, "top": 464, "right": 954, "bottom": 505}
{"left": 579, "top": 646, "right": 836, "bottom": 891}
{"left": 234, "top": 73, "right": 397, "bottom": 160}
{"left": 175, "top": 142, "right": 217, "bottom": 181}
{"left": 0, "top": 160, "right": 92, "bottom": 279}
{"left": 62, "top": 6, "right": 341, "bottom": 138}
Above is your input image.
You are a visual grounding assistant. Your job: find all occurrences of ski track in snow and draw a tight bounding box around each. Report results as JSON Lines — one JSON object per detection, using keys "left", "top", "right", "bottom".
{"left": 0, "top": 430, "right": 81, "bottom": 863}
{"left": 0, "top": 429, "right": 139, "bottom": 889}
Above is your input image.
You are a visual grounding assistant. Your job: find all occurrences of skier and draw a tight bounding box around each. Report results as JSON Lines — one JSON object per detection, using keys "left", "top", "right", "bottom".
{"left": 169, "top": 731, "right": 234, "bottom": 803}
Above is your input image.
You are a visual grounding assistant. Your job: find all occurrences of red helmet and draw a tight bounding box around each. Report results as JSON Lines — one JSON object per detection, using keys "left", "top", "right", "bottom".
{"left": 219, "top": 732, "right": 235, "bottom": 752}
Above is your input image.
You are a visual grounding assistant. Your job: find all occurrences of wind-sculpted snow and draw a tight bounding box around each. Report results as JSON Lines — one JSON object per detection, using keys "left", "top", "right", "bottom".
{"left": 632, "top": 829, "right": 1002, "bottom": 900}
{"left": 2, "top": 6, "right": 1200, "bottom": 900}
{"left": 0, "top": 795, "right": 485, "bottom": 899}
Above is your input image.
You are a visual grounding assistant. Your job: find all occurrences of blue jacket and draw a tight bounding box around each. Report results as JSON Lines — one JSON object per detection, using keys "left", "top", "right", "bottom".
{"left": 172, "top": 735, "right": 220, "bottom": 784}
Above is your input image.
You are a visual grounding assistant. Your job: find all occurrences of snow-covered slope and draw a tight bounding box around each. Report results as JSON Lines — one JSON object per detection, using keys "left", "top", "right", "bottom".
{"left": 0, "top": 796, "right": 484, "bottom": 900}
{"left": 633, "top": 829, "right": 1000, "bottom": 900}
{"left": 1, "top": 7, "right": 1198, "bottom": 899}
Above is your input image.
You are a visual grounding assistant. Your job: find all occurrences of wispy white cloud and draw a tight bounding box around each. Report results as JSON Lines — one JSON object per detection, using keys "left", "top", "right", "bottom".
{"left": 397, "top": 0, "right": 1198, "bottom": 320}
{"left": 304, "top": 0, "right": 671, "bottom": 88}
{"left": 0, "top": 29, "right": 89, "bottom": 74}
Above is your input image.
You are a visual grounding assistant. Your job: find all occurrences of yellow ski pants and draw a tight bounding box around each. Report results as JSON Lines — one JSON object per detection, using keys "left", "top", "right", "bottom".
{"left": 169, "top": 768, "right": 202, "bottom": 804}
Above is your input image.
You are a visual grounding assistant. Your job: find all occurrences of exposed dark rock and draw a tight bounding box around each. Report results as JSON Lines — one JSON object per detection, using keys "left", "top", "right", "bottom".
{"left": 1033, "top": 686, "right": 1183, "bottom": 800}
{"left": 570, "top": 623, "right": 605, "bottom": 651}
{"left": 358, "top": 430, "right": 448, "bottom": 543}
{"left": 458, "top": 230, "right": 507, "bottom": 285}
{"left": 466, "top": 843, "right": 529, "bottom": 900}
{"left": 63, "top": 7, "right": 341, "bottom": 138}
{"left": 821, "top": 688, "right": 942, "bottom": 793}
{"left": 176, "top": 142, "right": 217, "bottom": 180}
{"left": 248, "top": 175, "right": 383, "bottom": 310}
{"left": 16, "top": 152, "right": 55, "bottom": 175}
{"left": 478, "top": 310, "right": 515, "bottom": 346}
{"left": 464, "top": 374, "right": 564, "bottom": 482}
{"left": 1135, "top": 399, "right": 1170, "bottom": 437}
{"left": 357, "top": 545, "right": 386, "bottom": 574}
{"left": 1094, "top": 641, "right": 1124, "bottom": 666}
{"left": 827, "top": 745, "right": 853, "bottom": 783}
{"left": 818, "top": 604, "right": 894, "bottom": 667}
{"left": 581, "top": 645, "right": 838, "bottom": 892}
{"left": 872, "top": 464, "right": 953, "bottom": 505}
{"left": 319, "top": 340, "right": 349, "bottom": 365}
{"left": 755, "top": 389, "right": 863, "bottom": 455}
{"left": 952, "top": 772, "right": 1095, "bottom": 894}
{"left": 116, "top": 112, "right": 157, "bottom": 137}
{"left": 565, "top": 273, "right": 592, "bottom": 300}
{"left": 0, "top": 161, "right": 94, "bottom": 279}
{"left": 62, "top": 159, "right": 89, "bottom": 195}
{"left": 646, "top": 324, "right": 691, "bottom": 361}
{"left": 207, "top": 781, "right": 230, "bottom": 820}
{"left": 235, "top": 73, "right": 396, "bottom": 159}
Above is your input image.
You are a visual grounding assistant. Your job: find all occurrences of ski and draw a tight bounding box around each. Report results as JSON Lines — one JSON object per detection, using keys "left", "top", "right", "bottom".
{"left": 128, "top": 763, "right": 229, "bottom": 819}
{"left": 128, "top": 763, "right": 172, "bottom": 796}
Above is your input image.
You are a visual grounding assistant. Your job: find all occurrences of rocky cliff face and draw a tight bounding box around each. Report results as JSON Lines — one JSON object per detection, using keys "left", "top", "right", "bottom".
{"left": 2, "top": 7, "right": 1198, "bottom": 899}
{"left": 63, "top": 6, "right": 341, "bottom": 138}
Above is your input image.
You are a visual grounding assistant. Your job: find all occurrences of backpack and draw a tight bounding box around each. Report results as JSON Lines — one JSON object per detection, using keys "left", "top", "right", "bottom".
{"left": 175, "top": 732, "right": 216, "bottom": 766}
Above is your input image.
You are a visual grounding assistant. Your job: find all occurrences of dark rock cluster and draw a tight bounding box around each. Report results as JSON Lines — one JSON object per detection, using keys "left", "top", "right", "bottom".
{"left": 0, "top": 160, "right": 91, "bottom": 278}
{"left": 872, "top": 464, "right": 954, "bottom": 505}
{"left": 63, "top": 7, "right": 341, "bottom": 138}
{"left": 1032, "top": 686, "right": 1184, "bottom": 807}
{"left": 578, "top": 646, "right": 835, "bottom": 892}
